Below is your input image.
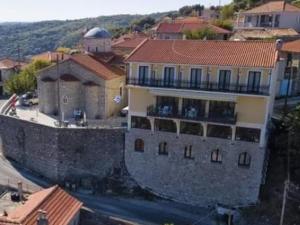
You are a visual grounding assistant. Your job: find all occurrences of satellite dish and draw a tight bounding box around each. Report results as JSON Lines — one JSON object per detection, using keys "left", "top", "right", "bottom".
{"left": 113, "top": 96, "right": 122, "bottom": 104}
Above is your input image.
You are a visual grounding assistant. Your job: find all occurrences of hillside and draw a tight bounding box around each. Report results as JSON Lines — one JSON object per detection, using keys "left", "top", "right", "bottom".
{"left": 0, "top": 13, "right": 169, "bottom": 59}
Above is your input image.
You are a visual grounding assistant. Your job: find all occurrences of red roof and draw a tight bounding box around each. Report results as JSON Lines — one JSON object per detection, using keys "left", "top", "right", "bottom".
{"left": 69, "top": 54, "right": 125, "bottom": 80}
{"left": 0, "top": 186, "right": 82, "bottom": 225}
{"left": 243, "top": 1, "right": 300, "bottom": 14}
{"left": 0, "top": 59, "right": 25, "bottom": 70}
{"left": 156, "top": 22, "right": 231, "bottom": 34}
{"left": 113, "top": 37, "right": 147, "bottom": 49}
{"left": 282, "top": 39, "right": 300, "bottom": 53}
{"left": 126, "top": 39, "right": 278, "bottom": 68}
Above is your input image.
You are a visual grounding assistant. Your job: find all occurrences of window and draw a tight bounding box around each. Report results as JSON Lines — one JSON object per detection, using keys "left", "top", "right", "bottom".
{"left": 96, "top": 47, "right": 98, "bottom": 52}
{"left": 138, "top": 66, "right": 149, "bottom": 85}
{"left": 238, "top": 152, "right": 251, "bottom": 168}
{"left": 180, "top": 122, "right": 203, "bottom": 136}
{"left": 134, "top": 139, "right": 144, "bottom": 152}
{"left": 190, "top": 68, "right": 202, "bottom": 88}
{"left": 119, "top": 86, "right": 123, "bottom": 97}
{"left": 275, "top": 15, "right": 280, "bottom": 27}
{"left": 159, "top": 142, "right": 168, "bottom": 155}
{"left": 236, "top": 127, "right": 260, "bottom": 143}
{"left": 184, "top": 145, "right": 194, "bottom": 159}
{"left": 131, "top": 116, "right": 151, "bottom": 130}
{"left": 155, "top": 119, "right": 177, "bottom": 133}
{"left": 218, "top": 70, "right": 231, "bottom": 90}
{"left": 0, "top": 70, "right": 2, "bottom": 82}
{"left": 211, "top": 149, "right": 222, "bottom": 163}
{"left": 164, "top": 67, "right": 175, "bottom": 87}
{"left": 246, "top": 16, "right": 252, "bottom": 23}
{"left": 247, "top": 71, "right": 261, "bottom": 93}
{"left": 207, "top": 125, "right": 232, "bottom": 139}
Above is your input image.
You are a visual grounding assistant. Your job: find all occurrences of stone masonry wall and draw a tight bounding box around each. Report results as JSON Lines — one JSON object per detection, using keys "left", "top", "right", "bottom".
{"left": 0, "top": 115, "right": 125, "bottom": 182}
{"left": 125, "top": 128, "right": 266, "bottom": 207}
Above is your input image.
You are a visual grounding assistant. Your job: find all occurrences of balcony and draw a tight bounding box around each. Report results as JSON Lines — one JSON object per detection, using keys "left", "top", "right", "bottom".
{"left": 127, "top": 78, "right": 270, "bottom": 96}
{"left": 147, "top": 105, "right": 237, "bottom": 125}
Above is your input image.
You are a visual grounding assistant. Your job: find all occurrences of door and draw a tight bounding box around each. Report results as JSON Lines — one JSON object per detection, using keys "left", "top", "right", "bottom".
{"left": 218, "top": 70, "right": 231, "bottom": 90}
{"left": 164, "top": 67, "right": 175, "bottom": 87}
{"left": 138, "top": 66, "right": 148, "bottom": 85}
{"left": 247, "top": 71, "right": 261, "bottom": 93}
{"left": 190, "top": 68, "right": 202, "bottom": 89}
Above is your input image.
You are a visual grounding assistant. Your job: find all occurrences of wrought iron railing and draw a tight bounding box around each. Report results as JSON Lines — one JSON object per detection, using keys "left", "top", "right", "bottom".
{"left": 127, "top": 78, "right": 270, "bottom": 95}
{"left": 147, "top": 105, "right": 237, "bottom": 125}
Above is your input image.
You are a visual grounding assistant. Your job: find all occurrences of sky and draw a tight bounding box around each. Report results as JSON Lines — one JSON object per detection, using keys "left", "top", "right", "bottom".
{"left": 0, "top": 0, "right": 232, "bottom": 22}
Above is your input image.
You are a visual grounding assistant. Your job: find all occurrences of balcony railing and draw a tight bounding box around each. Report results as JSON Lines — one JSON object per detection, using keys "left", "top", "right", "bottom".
{"left": 147, "top": 105, "right": 237, "bottom": 125}
{"left": 127, "top": 78, "right": 270, "bottom": 95}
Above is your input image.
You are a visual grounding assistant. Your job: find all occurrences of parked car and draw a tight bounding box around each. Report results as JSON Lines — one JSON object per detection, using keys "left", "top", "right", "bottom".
{"left": 19, "top": 92, "right": 39, "bottom": 106}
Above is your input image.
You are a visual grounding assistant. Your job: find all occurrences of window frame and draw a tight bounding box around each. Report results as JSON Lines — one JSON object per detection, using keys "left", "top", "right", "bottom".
{"left": 158, "top": 142, "right": 168, "bottom": 155}
{"left": 238, "top": 152, "right": 251, "bottom": 168}
{"left": 134, "top": 139, "right": 145, "bottom": 152}
{"left": 184, "top": 145, "right": 194, "bottom": 159}
{"left": 211, "top": 149, "right": 222, "bottom": 163}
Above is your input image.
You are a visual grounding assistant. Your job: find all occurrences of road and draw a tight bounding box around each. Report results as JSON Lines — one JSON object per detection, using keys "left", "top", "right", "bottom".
{"left": 0, "top": 156, "right": 214, "bottom": 225}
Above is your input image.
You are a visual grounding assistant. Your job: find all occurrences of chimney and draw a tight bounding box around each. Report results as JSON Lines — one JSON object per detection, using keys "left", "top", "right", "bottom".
{"left": 37, "top": 210, "right": 48, "bottom": 225}
{"left": 276, "top": 39, "right": 283, "bottom": 50}
{"left": 17, "top": 181, "right": 23, "bottom": 201}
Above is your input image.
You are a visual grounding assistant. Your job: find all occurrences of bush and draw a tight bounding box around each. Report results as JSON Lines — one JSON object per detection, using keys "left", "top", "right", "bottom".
{"left": 184, "top": 27, "right": 217, "bottom": 40}
{"left": 213, "top": 19, "right": 234, "bottom": 31}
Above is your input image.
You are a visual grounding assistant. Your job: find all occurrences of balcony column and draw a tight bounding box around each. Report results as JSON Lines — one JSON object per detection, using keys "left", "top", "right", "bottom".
{"left": 259, "top": 126, "right": 266, "bottom": 147}
{"left": 205, "top": 101, "right": 210, "bottom": 118}
{"left": 174, "top": 119, "right": 180, "bottom": 137}
{"left": 231, "top": 126, "right": 236, "bottom": 141}
{"left": 202, "top": 123, "right": 207, "bottom": 138}
{"left": 127, "top": 114, "right": 131, "bottom": 131}
{"left": 149, "top": 118, "right": 155, "bottom": 134}
{"left": 178, "top": 98, "right": 183, "bottom": 115}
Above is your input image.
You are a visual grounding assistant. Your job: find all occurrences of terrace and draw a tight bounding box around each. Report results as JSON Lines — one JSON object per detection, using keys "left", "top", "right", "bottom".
{"left": 127, "top": 78, "right": 270, "bottom": 96}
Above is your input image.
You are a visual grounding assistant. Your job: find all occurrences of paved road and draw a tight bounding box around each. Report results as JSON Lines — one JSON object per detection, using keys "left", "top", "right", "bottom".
{"left": 0, "top": 156, "right": 214, "bottom": 225}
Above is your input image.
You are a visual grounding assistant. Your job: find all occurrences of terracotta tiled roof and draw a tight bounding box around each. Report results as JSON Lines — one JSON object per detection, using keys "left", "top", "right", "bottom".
{"left": 0, "top": 186, "right": 82, "bottom": 225}
{"left": 282, "top": 39, "right": 300, "bottom": 52}
{"left": 243, "top": 1, "right": 300, "bottom": 14}
{"left": 156, "top": 22, "right": 231, "bottom": 34}
{"left": 126, "top": 39, "right": 278, "bottom": 68}
{"left": 0, "top": 59, "right": 21, "bottom": 69}
{"left": 112, "top": 37, "right": 147, "bottom": 49}
{"left": 70, "top": 54, "right": 125, "bottom": 80}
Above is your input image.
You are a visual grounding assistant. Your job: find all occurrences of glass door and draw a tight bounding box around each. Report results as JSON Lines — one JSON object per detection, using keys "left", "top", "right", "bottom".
{"left": 218, "top": 70, "right": 231, "bottom": 90}
{"left": 138, "top": 66, "right": 148, "bottom": 85}
{"left": 247, "top": 71, "right": 261, "bottom": 93}
{"left": 164, "top": 67, "right": 175, "bottom": 87}
{"left": 190, "top": 68, "right": 202, "bottom": 89}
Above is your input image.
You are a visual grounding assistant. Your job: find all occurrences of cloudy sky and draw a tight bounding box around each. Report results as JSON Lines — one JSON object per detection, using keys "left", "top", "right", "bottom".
{"left": 0, "top": 0, "right": 231, "bottom": 22}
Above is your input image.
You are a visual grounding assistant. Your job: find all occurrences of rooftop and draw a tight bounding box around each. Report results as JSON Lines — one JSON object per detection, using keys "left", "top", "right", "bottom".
{"left": 0, "top": 59, "right": 25, "bottom": 70}
{"left": 84, "top": 27, "right": 111, "bottom": 39}
{"left": 126, "top": 39, "right": 278, "bottom": 68}
{"left": 282, "top": 39, "right": 300, "bottom": 53}
{"left": 156, "top": 21, "right": 231, "bottom": 34}
{"left": 231, "top": 28, "right": 299, "bottom": 40}
{"left": 0, "top": 186, "right": 82, "bottom": 225}
{"left": 242, "top": 1, "right": 300, "bottom": 14}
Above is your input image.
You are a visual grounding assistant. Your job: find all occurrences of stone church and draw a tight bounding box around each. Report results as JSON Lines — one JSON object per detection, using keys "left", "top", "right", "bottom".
{"left": 37, "top": 27, "right": 127, "bottom": 120}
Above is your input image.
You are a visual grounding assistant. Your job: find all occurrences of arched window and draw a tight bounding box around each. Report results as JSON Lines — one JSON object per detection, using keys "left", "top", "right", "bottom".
{"left": 184, "top": 145, "right": 193, "bottom": 159}
{"left": 211, "top": 149, "right": 222, "bottom": 163}
{"left": 134, "top": 139, "right": 144, "bottom": 152}
{"left": 159, "top": 142, "right": 168, "bottom": 155}
{"left": 238, "top": 152, "right": 251, "bottom": 168}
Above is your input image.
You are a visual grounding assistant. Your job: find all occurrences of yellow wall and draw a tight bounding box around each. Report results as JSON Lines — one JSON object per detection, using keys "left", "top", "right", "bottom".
{"left": 129, "top": 88, "right": 155, "bottom": 113}
{"left": 131, "top": 63, "right": 272, "bottom": 86}
{"left": 236, "top": 96, "right": 267, "bottom": 124}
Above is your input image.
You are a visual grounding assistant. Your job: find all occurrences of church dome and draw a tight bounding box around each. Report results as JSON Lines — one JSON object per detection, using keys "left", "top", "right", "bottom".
{"left": 84, "top": 27, "right": 111, "bottom": 39}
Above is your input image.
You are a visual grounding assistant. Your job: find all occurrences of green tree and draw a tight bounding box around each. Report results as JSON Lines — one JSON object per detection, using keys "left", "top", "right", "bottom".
{"left": 184, "top": 28, "right": 217, "bottom": 40}
{"left": 213, "top": 19, "right": 233, "bottom": 31}
{"left": 4, "top": 60, "right": 51, "bottom": 95}
{"left": 220, "top": 4, "right": 235, "bottom": 20}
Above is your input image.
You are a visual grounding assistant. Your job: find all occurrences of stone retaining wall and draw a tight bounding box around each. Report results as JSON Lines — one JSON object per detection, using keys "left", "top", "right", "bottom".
{"left": 0, "top": 115, "right": 125, "bottom": 182}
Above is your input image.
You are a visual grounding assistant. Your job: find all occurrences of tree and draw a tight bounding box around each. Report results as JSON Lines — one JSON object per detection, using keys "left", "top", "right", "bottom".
{"left": 213, "top": 19, "right": 233, "bottom": 31}
{"left": 184, "top": 28, "right": 217, "bottom": 40}
{"left": 4, "top": 60, "right": 51, "bottom": 95}
{"left": 220, "top": 4, "right": 235, "bottom": 20}
{"left": 132, "top": 17, "right": 156, "bottom": 31}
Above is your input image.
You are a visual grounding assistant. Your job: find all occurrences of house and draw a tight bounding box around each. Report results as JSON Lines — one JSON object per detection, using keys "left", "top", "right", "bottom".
{"left": 235, "top": 1, "right": 300, "bottom": 31}
{"left": 230, "top": 28, "right": 300, "bottom": 41}
{"left": 201, "top": 8, "right": 220, "bottom": 20}
{"left": 278, "top": 39, "right": 300, "bottom": 97}
{"left": 125, "top": 39, "right": 285, "bottom": 206}
{"left": 0, "top": 59, "right": 26, "bottom": 95}
{"left": 0, "top": 185, "right": 82, "bottom": 225}
{"left": 155, "top": 20, "right": 231, "bottom": 40}
{"left": 112, "top": 33, "right": 148, "bottom": 55}
{"left": 37, "top": 27, "right": 127, "bottom": 120}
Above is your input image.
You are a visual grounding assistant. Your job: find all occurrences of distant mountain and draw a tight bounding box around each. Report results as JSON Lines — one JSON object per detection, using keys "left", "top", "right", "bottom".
{"left": 0, "top": 13, "right": 170, "bottom": 59}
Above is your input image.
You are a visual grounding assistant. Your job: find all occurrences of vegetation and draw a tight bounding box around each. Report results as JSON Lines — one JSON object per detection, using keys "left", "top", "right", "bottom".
{"left": 179, "top": 4, "right": 205, "bottom": 16}
{"left": 212, "top": 19, "right": 233, "bottom": 31}
{"left": 0, "top": 12, "right": 170, "bottom": 59}
{"left": 4, "top": 60, "right": 51, "bottom": 94}
{"left": 184, "top": 27, "right": 217, "bottom": 40}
